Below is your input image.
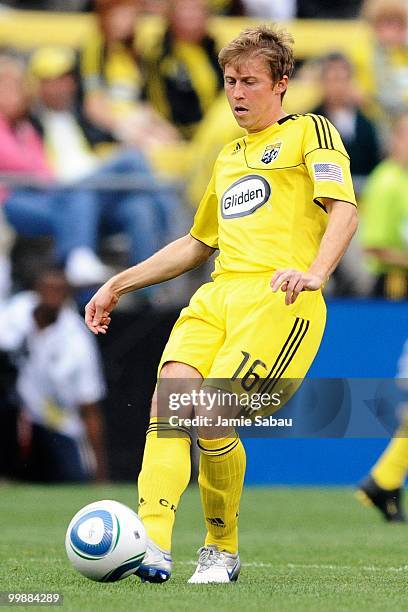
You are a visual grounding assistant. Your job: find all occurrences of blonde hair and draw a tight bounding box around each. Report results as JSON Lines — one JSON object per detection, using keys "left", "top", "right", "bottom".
{"left": 362, "top": 0, "right": 408, "bottom": 24}
{"left": 218, "top": 24, "right": 295, "bottom": 83}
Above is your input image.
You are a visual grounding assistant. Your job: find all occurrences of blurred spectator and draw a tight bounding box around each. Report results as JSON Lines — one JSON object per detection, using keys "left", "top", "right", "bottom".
{"left": 142, "top": 0, "right": 167, "bottom": 15}
{"left": 360, "top": 112, "right": 408, "bottom": 299}
{"left": 312, "top": 53, "right": 381, "bottom": 180}
{"left": 2, "top": 49, "right": 178, "bottom": 287}
{"left": 2, "top": 0, "right": 87, "bottom": 11}
{"left": 142, "top": 0, "right": 224, "bottom": 140}
{"left": 30, "top": 46, "right": 183, "bottom": 265}
{"left": 0, "top": 268, "right": 107, "bottom": 482}
{"left": 361, "top": 0, "right": 408, "bottom": 146}
{"left": 297, "top": 0, "right": 362, "bottom": 18}
{"left": 80, "top": 0, "right": 179, "bottom": 149}
{"left": 206, "top": 0, "right": 245, "bottom": 15}
{"left": 139, "top": 0, "right": 244, "bottom": 203}
{"left": 0, "top": 54, "right": 107, "bottom": 286}
{"left": 144, "top": 0, "right": 245, "bottom": 15}
{"left": 0, "top": 205, "right": 12, "bottom": 303}
{"left": 29, "top": 46, "right": 116, "bottom": 177}
{"left": 2, "top": 0, "right": 91, "bottom": 10}
{"left": 242, "top": 0, "right": 296, "bottom": 20}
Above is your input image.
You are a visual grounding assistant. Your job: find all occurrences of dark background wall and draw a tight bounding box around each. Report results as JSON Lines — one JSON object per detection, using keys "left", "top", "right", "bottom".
{"left": 97, "top": 306, "right": 179, "bottom": 481}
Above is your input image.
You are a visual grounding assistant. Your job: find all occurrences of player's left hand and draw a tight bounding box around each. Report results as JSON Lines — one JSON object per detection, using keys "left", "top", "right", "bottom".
{"left": 270, "top": 269, "right": 324, "bottom": 305}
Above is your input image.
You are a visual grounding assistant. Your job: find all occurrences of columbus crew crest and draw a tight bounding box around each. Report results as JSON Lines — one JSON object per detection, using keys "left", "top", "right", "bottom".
{"left": 261, "top": 141, "right": 282, "bottom": 164}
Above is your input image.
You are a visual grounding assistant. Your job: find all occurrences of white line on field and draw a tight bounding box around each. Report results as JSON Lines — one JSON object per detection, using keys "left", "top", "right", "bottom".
{"left": 176, "top": 561, "right": 408, "bottom": 572}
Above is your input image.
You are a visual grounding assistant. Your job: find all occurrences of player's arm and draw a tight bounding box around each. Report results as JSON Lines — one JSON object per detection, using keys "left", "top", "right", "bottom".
{"left": 271, "top": 199, "right": 358, "bottom": 305}
{"left": 85, "top": 234, "right": 215, "bottom": 334}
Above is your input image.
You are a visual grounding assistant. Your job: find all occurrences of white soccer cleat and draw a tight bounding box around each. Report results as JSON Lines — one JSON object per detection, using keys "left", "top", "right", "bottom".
{"left": 188, "top": 545, "right": 240, "bottom": 584}
{"left": 134, "top": 538, "right": 172, "bottom": 583}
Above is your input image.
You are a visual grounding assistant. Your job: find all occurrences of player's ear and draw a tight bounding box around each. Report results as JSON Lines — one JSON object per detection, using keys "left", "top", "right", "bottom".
{"left": 273, "top": 75, "right": 288, "bottom": 95}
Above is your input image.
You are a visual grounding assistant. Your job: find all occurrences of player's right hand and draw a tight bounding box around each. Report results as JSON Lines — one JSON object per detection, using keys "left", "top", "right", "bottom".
{"left": 270, "top": 268, "right": 324, "bottom": 305}
{"left": 85, "top": 284, "right": 119, "bottom": 335}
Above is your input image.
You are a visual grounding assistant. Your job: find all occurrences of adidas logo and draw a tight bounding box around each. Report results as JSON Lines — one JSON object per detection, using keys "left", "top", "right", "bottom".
{"left": 206, "top": 517, "right": 225, "bottom": 527}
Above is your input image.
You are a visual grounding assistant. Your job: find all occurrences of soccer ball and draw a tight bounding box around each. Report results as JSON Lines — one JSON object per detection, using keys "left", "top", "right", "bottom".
{"left": 65, "top": 500, "right": 147, "bottom": 582}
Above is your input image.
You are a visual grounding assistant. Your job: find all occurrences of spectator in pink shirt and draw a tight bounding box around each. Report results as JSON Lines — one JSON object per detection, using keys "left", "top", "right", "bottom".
{"left": 1, "top": 53, "right": 174, "bottom": 287}
{"left": 0, "top": 54, "right": 113, "bottom": 285}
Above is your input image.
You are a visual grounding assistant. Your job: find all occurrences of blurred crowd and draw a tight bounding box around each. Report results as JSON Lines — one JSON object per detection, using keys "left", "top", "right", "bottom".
{"left": 1, "top": 0, "right": 408, "bottom": 482}
{"left": 0, "top": 0, "right": 406, "bottom": 304}
{"left": 0, "top": 0, "right": 363, "bottom": 19}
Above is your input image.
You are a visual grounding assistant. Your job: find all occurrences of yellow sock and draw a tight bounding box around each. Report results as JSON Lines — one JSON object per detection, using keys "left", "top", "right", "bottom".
{"left": 198, "top": 435, "right": 246, "bottom": 554}
{"left": 138, "top": 418, "right": 191, "bottom": 551}
{"left": 372, "top": 425, "right": 408, "bottom": 490}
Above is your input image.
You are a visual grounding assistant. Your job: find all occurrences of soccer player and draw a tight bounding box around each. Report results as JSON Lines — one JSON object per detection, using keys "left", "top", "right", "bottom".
{"left": 357, "top": 432, "right": 407, "bottom": 523}
{"left": 85, "top": 25, "right": 358, "bottom": 583}
{"left": 357, "top": 341, "right": 408, "bottom": 522}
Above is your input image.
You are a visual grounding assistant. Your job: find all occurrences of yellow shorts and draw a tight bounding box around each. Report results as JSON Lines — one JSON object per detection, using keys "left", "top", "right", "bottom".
{"left": 158, "top": 274, "right": 326, "bottom": 385}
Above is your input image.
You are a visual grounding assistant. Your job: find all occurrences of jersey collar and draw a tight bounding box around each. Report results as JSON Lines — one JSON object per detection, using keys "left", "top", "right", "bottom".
{"left": 245, "top": 114, "right": 294, "bottom": 142}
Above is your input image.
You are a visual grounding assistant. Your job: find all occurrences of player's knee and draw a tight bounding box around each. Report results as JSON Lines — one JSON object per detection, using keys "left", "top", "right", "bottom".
{"left": 160, "top": 361, "right": 202, "bottom": 380}
{"left": 152, "top": 362, "right": 203, "bottom": 420}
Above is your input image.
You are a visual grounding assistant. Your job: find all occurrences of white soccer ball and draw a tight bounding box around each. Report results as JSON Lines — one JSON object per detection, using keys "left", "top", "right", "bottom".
{"left": 65, "top": 499, "right": 147, "bottom": 582}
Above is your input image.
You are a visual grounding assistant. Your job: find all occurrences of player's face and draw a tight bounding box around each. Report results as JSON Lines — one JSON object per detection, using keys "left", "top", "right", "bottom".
{"left": 224, "top": 55, "right": 288, "bottom": 132}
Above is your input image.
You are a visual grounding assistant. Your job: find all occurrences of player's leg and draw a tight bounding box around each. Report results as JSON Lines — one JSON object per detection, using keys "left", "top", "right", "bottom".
{"left": 189, "top": 278, "right": 326, "bottom": 583}
{"left": 136, "top": 282, "right": 226, "bottom": 582}
{"left": 136, "top": 361, "right": 201, "bottom": 582}
{"left": 372, "top": 433, "right": 408, "bottom": 493}
{"left": 357, "top": 421, "right": 408, "bottom": 522}
{"left": 186, "top": 428, "right": 245, "bottom": 584}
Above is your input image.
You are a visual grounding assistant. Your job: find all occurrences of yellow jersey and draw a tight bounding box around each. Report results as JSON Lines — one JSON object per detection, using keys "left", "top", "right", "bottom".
{"left": 190, "top": 113, "right": 356, "bottom": 278}
{"left": 80, "top": 30, "right": 142, "bottom": 118}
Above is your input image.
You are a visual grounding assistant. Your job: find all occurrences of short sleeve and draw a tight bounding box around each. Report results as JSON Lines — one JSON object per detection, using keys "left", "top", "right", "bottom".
{"left": 190, "top": 166, "right": 219, "bottom": 248}
{"left": 303, "top": 115, "right": 357, "bottom": 209}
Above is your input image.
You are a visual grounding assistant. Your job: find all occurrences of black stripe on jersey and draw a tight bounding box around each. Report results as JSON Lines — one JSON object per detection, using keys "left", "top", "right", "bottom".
{"left": 262, "top": 320, "right": 310, "bottom": 395}
{"left": 305, "top": 114, "right": 337, "bottom": 151}
{"left": 307, "top": 114, "right": 323, "bottom": 148}
{"left": 277, "top": 113, "right": 300, "bottom": 125}
{"left": 317, "top": 115, "right": 329, "bottom": 149}
{"left": 323, "top": 117, "right": 335, "bottom": 149}
{"left": 259, "top": 318, "right": 305, "bottom": 393}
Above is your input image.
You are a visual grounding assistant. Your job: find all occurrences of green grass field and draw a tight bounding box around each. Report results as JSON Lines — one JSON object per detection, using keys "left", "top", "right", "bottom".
{"left": 1, "top": 483, "right": 408, "bottom": 612}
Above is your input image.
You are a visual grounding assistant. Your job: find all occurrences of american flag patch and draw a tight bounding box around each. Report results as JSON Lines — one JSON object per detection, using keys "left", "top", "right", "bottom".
{"left": 313, "top": 162, "right": 344, "bottom": 183}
